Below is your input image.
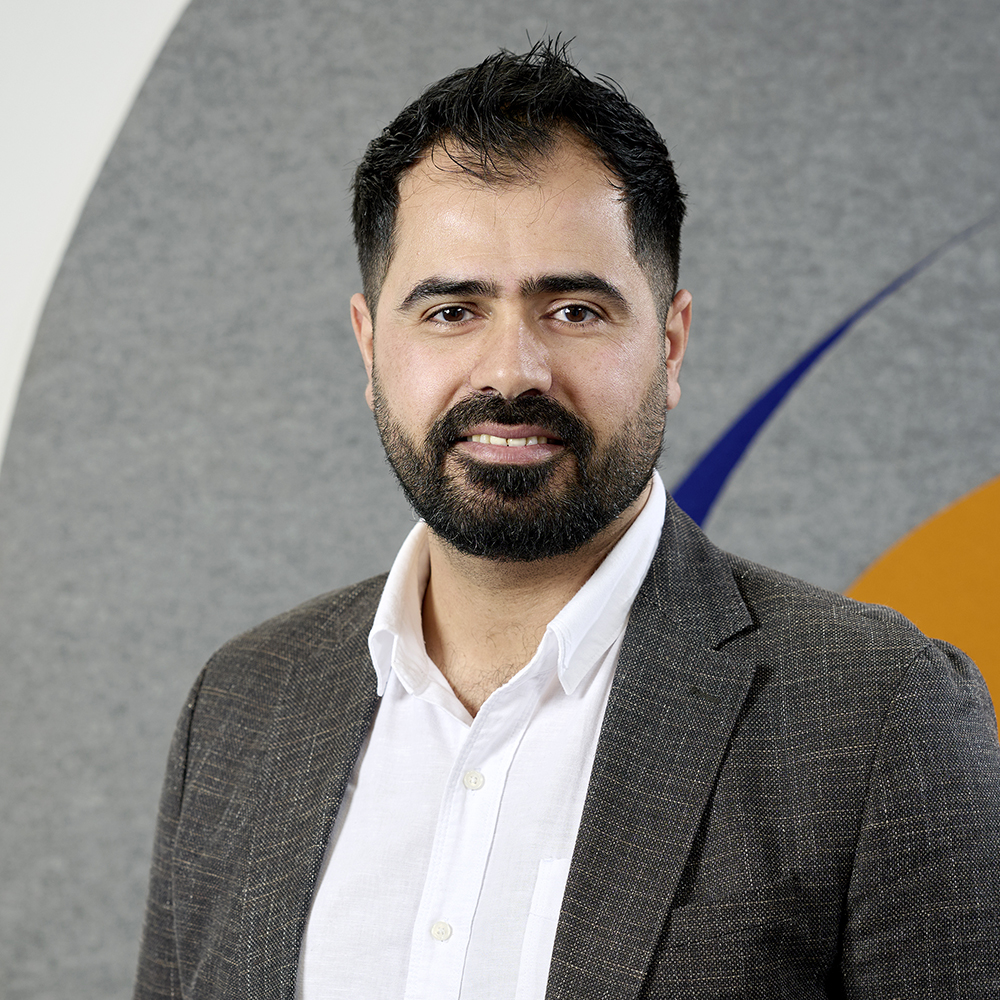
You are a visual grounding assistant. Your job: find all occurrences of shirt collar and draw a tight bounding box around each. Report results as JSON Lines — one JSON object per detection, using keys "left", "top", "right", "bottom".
{"left": 368, "top": 472, "right": 667, "bottom": 698}
{"left": 548, "top": 470, "right": 665, "bottom": 692}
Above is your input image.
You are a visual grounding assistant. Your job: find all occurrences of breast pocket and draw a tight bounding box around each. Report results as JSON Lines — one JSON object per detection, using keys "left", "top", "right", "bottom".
{"left": 514, "top": 858, "right": 572, "bottom": 1000}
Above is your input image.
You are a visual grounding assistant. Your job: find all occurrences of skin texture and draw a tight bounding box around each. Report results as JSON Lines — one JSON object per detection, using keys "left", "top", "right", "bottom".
{"left": 351, "top": 139, "right": 692, "bottom": 714}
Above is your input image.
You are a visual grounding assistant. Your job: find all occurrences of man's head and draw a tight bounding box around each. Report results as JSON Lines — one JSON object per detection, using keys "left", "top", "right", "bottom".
{"left": 351, "top": 40, "right": 685, "bottom": 323}
{"left": 350, "top": 44, "right": 692, "bottom": 562}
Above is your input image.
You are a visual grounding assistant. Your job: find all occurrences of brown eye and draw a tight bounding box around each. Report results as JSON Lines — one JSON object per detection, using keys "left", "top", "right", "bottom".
{"left": 557, "top": 305, "right": 596, "bottom": 323}
{"left": 432, "top": 306, "right": 471, "bottom": 323}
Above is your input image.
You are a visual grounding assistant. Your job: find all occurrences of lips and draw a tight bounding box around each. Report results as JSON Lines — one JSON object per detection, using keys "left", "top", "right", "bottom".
{"left": 461, "top": 423, "right": 564, "bottom": 449}
{"left": 425, "top": 393, "right": 592, "bottom": 467}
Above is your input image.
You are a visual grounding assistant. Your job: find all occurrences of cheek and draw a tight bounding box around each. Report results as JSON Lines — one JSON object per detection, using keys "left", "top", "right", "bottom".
{"left": 551, "top": 339, "right": 658, "bottom": 423}
{"left": 374, "top": 340, "right": 472, "bottom": 425}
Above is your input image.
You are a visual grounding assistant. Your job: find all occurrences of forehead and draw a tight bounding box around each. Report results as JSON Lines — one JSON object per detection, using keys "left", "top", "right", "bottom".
{"left": 387, "top": 140, "right": 637, "bottom": 286}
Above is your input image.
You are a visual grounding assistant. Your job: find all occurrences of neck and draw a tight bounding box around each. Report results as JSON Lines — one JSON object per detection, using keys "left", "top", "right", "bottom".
{"left": 421, "top": 482, "right": 651, "bottom": 715}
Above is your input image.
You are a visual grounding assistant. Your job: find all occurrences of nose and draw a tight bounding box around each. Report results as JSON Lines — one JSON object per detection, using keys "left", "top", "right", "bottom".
{"left": 469, "top": 316, "right": 552, "bottom": 398}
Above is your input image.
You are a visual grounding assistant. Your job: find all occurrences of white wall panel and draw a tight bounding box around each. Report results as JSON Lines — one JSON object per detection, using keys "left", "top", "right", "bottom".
{"left": 0, "top": 0, "right": 191, "bottom": 471}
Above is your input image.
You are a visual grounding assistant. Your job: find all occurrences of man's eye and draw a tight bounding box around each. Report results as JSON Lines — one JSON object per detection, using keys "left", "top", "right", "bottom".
{"left": 430, "top": 305, "right": 472, "bottom": 323}
{"left": 555, "top": 304, "right": 597, "bottom": 323}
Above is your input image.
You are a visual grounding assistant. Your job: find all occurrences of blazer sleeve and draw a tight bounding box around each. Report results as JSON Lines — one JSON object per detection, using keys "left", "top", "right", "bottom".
{"left": 133, "top": 670, "right": 206, "bottom": 1000}
{"left": 842, "top": 640, "right": 1000, "bottom": 997}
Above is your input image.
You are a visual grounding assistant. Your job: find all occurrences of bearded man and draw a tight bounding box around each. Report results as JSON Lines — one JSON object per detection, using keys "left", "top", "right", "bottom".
{"left": 134, "top": 42, "right": 1000, "bottom": 1000}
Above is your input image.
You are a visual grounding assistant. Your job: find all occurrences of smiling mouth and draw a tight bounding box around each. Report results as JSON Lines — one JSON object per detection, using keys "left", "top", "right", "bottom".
{"left": 464, "top": 433, "right": 561, "bottom": 448}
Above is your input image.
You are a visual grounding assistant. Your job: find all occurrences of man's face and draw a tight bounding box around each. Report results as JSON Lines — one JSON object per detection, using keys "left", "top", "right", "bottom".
{"left": 352, "top": 139, "right": 691, "bottom": 561}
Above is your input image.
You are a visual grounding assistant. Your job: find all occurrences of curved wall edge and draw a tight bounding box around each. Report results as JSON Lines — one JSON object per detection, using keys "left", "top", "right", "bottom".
{"left": 0, "top": 0, "right": 191, "bottom": 476}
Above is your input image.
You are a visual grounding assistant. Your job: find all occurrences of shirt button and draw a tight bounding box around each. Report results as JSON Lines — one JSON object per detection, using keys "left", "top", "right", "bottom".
{"left": 463, "top": 769, "right": 485, "bottom": 790}
{"left": 430, "top": 921, "right": 452, "bottom": 941}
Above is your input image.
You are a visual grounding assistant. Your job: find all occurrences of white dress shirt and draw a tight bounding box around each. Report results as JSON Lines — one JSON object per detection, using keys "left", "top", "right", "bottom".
{"left": 298, "top": 473, "right": 667, "bottom": 1000}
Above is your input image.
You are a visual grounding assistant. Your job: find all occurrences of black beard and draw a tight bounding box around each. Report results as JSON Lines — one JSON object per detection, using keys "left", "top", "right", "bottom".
{"left": 372, "top": 374, "right": 667, "bottom": 562}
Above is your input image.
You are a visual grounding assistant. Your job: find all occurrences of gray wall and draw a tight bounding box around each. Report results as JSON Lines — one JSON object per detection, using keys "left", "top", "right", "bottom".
{"left": 2, "top": 0, "right": 998, "bottom": 996}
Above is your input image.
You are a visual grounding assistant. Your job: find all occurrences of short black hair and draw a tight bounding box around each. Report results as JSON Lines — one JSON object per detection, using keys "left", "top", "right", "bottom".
{"left": 351, "top": 39, "right": 686, "bottom": 320}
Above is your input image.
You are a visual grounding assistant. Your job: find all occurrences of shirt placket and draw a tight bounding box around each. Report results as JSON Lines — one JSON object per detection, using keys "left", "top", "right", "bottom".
{"left": 402, "top": 667, "right": 549, "bottom": 1000}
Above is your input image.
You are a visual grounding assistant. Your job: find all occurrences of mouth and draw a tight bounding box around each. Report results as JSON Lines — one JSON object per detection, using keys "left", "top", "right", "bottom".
{"left": 465, "top": 433, "right": 560, "bottom": 447}
{"left": 453, "top": 424, "right": 565, "bottom": 464}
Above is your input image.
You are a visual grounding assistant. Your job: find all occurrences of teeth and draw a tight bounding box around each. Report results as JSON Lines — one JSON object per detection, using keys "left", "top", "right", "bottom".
{"left": 469, "top": 434, "right": 548, "bottom": 446}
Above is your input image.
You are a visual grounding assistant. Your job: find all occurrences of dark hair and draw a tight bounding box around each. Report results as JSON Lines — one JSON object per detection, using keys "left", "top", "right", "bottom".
{"left": 351, "top": 39, "right": 686, "bottom": 319}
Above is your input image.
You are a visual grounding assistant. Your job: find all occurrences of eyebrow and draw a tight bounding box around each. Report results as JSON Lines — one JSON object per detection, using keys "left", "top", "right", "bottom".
{"left": 397, "top": 271, "right": 631, "bottom": 315}
{"left": 398, "top": 278, "right": 501, "bottom": 312}
{"left": 519, "top": 272, "right": 630, "bottom": 314}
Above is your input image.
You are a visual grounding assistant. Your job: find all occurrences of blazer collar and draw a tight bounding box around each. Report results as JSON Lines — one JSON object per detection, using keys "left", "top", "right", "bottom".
{"left": 238, "top": 607, "right": 381, "bottom": 1000}
{"left": 547, "top": 496, "right": 758, "bottom": 1000}
{"left": 636, "top": 491, "right": 755, "bottom": 650}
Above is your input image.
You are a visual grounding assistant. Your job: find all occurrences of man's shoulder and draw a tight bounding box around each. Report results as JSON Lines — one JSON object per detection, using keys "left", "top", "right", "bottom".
{"left": 726, "top": 553, "right": 916, "bottom": 640}
{"left": 718, "top": 551, "right": 986, "bottom": 708}
{"left": 228, "top": 573, "right": 388, "bottom": 650}
{"left": 199, "top": 573, "right": 388, "bottom": 697}
{"left": 655, "top": 502, "right": 946, "bottom": 672}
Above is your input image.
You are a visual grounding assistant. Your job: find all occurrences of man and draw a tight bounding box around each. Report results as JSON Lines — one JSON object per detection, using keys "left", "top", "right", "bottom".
{"left": 134, "top": 42, "right": 1000, "bottom": 999}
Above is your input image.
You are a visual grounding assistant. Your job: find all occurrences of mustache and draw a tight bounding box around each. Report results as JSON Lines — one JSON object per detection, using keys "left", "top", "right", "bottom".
{"left": 427, "top": 394, "right": 595, "bottom": 456}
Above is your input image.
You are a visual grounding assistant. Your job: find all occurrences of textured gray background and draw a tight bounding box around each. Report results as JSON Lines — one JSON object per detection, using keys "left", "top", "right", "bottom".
{"left": 1, "top": 0, "right": 998, "bottom": 996}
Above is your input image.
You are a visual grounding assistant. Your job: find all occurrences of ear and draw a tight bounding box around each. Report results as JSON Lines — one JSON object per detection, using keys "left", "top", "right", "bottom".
{"left": 350, "top": 292, "right": 375, "bottom": 411}
{"left": 663, "top": 288, "right": 692, "bottom": 411}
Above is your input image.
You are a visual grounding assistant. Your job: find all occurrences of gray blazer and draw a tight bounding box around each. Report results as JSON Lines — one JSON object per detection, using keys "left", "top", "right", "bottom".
{"left": 134, "top": 497, "right": 1000, "bottom": 999}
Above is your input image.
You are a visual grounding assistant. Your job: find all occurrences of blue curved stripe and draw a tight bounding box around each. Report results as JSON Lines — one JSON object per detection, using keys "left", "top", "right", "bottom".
{"left": 672, "top": 209, "right": 999, "bottom": 526}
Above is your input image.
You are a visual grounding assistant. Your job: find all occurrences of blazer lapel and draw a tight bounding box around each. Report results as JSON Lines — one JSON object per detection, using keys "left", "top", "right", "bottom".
{"left": 237, "top": 623, "right": 380, "bottom": 1000}
{"left": 547, "top": 501, "right": 758, "bottom": 1000}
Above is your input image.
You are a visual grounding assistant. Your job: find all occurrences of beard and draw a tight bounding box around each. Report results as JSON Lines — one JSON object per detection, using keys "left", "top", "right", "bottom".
{"left": 371, "top": 367, "right": 668, "bottom": 562}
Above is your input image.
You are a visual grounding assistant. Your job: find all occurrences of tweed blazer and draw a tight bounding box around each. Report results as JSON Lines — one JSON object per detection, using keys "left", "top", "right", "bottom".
{"left": 134, "top": 497, "right": 1000, "bottom": 999}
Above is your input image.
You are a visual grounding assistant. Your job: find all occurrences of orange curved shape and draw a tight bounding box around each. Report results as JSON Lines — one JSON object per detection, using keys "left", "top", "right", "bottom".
{"left": 846, "top": 474, "right": 1000, "bottom": 709}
